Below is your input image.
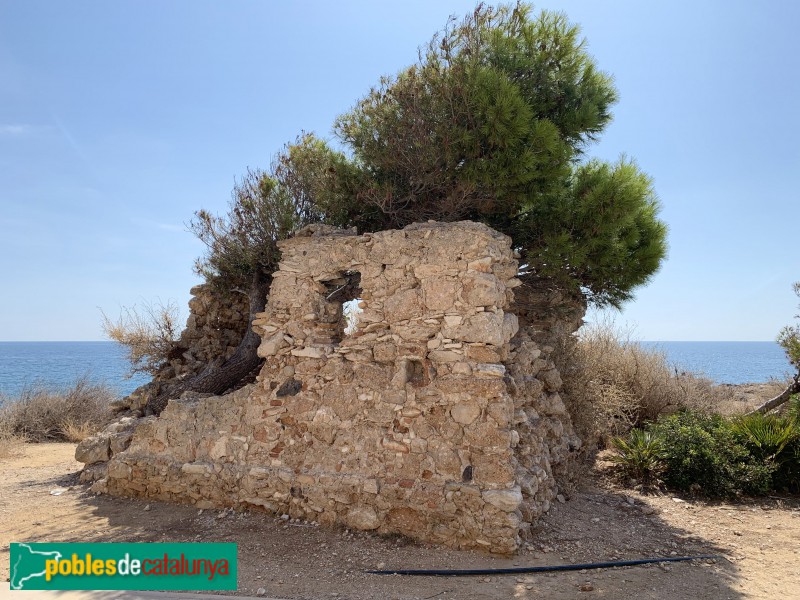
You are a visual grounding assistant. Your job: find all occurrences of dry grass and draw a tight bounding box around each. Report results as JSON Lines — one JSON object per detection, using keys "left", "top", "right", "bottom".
{"left": 0, "top": 378, "right": 115, "bottom": 443}
{"left": 60, "top": 418, "right": 98, "bottom": 442}
{"left": 0, "top": 429, "right": 25, "bottom": 459}
{"left": 555, "top": 319, "right": 757, "bottom": 449}
{"left": 0, "top": 410, "right": 26, "bottom": 458}
{"left": 101, "top": 300, "right": 181, "bottom": 377}
{"left": 711, "top": 379, "right": 788, "bottom": 416}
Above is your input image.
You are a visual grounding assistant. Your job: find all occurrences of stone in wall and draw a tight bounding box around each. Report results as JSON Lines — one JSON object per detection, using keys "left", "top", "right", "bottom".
{"left": 79, "top": 220, "right": 582, "bottom": 554}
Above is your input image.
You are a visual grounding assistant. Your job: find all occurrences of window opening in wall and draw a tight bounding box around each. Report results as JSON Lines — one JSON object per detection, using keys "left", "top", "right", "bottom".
{"left": 322, "top": 270, "right": 362, "bottom": 342}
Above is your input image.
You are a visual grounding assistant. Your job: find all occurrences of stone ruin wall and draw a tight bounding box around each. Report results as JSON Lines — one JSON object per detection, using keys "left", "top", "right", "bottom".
{"left": 124, "top": 284, "right": 250, "bottom": 412}
{"left": 179, "top": 284, "right": 250, "bottom": 370}
{"left": 79, "top": 221, "right": 585, "bottom": 554}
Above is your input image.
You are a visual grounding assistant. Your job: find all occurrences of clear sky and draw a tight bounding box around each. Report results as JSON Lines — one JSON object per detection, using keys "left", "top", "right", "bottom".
{"left": 1, "top": 1, "right": 797, "bottom": 341}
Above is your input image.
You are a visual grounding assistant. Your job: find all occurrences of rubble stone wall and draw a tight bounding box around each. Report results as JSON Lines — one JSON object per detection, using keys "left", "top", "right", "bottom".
{"left": 123, "top": 284, "right": 250, "bottom": 413}
{"left": 177, "top": 283, "right": 250, "bottom": 371}
{"left": 83, "top": 221, "right": 583, "bottom": 554}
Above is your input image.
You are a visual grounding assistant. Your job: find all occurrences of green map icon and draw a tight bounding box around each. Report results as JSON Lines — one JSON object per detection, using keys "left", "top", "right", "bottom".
{"left": 10, "top": 543, "right": 63, "bottom": 590}
{"left": 8, "top": 542, "right": 237, "bottom": 590}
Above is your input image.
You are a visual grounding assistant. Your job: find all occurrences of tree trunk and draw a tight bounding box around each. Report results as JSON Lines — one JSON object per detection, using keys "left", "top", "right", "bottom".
{"left": 146, "top": 272, "right": 271, "bottom": 415}
{"left": 746, "top": 372, "right": 800, "bottom": 416}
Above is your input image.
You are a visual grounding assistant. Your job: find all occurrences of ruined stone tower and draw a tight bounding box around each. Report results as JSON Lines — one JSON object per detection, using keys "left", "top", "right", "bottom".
{"left": 78, "top": 221, "right": 583, "bottom": 554}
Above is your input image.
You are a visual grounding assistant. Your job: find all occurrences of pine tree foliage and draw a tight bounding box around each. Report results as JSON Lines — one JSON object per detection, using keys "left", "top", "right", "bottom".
{"left": 334, "top": 2, "right": 667, "bottom": 306}
{"left": 191, "top": 134, "right": 352, "bottom": 292}
{"left": 517, "top": 158, "right": 666, "bottom": 305}
{"left": 192, "top": 3, "right": 667, "bottom": 309}
{"left": 777, "top": 282, "right": 800, "bottom": 370}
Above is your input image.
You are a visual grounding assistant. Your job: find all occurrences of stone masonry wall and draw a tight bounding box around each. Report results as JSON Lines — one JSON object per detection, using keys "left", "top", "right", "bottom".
{"left": 120, "top": 284, "right": 250, "bottom": 413}
{"left": 80, "top": 221, "right": 582, "bottom": 554}
{"left": 177, "top": 283, "right": 250, "bottom": 372}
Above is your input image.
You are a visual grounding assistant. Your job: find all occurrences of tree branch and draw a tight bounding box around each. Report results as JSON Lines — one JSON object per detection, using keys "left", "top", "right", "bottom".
{"left": 747, "top": 372, "right": 800, "bottom": 415}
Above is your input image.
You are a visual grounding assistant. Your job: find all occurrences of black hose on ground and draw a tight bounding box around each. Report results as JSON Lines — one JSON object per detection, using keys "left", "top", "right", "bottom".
{"left": 367, "top": 555, "right": 720, "bottom": 576}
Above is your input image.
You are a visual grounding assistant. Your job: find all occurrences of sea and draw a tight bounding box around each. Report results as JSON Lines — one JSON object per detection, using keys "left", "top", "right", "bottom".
{"left": 0, "top": 340, "right": 792, "bottom": 401}
{"left": 640, "top": 341, "right": 790, "bottom": 385}
{"left": 0, "top": 342, "right": 150, "bottom": 400}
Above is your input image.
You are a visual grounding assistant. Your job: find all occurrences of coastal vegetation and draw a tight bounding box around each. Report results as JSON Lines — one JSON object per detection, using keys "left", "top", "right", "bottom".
{"left": 101, "top": 300, "right": 182, "bottom": 377}
{"left": 0, "top": 378, "right": 113, "bottom": 451}
{"left": 333, "top": 4, "right": 667, "bottom": 308}
{"left": 608, "top": 282, "right": 800, "bottom": 498}
{"left": 611, "top": 406, "right": 800, "bottom": 497}
{"left": 749, "top": 281, "right": 800, "bottom": 414}
{"left": 555, "top": 320, "right": 731, "bottom": 446}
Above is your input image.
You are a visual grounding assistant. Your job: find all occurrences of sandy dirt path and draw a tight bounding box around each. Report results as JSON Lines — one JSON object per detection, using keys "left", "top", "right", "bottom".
{"left": 1, "top": 443, "right": 798, "bottom": 599}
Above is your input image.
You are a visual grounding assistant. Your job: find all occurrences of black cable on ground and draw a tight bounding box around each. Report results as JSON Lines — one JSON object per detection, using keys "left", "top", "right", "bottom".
{"left": 367, "top": 554, "right": 720, "bottom": 576}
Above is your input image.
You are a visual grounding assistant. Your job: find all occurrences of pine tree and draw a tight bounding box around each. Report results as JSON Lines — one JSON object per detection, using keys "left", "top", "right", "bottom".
{"left": 143, "top": 3, "right": 670, "bottom": 412}
{"left": 335, "top": 2, "right": 667, "bottom": 306}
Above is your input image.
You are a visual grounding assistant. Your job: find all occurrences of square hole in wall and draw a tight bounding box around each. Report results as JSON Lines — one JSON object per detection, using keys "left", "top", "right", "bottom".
{"left": 322, "top": 270, "right": 362, "bottom": 342}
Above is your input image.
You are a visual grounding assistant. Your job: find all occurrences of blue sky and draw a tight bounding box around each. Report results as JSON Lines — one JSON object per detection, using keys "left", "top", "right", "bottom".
{"left": 0, "top": 1, "right": 797, "bottom": 341}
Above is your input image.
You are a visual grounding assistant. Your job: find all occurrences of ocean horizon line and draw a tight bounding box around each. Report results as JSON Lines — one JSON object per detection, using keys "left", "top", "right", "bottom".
{"left": 0, "top": 340, "right": 789, "bottom": 393}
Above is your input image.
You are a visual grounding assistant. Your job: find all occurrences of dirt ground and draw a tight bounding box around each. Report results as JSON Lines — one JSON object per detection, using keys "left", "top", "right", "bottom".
{"left": 1, "top": 443, "right": 798, "bottom": 600}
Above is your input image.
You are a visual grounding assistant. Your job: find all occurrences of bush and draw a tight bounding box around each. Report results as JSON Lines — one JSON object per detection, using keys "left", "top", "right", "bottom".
{"left": 647, "top": 411, "right": 773, "bottom": 498}
{"left": 556, "top": 320, "right": 734, "bottom": 447}
{"left": 611, "top": 408, "right": 800, "bottom": 497}
{"left": 787, "top": 393, "right": 800, "bottom": 422}
{"left": 777, "top": 439, "right": 800, "bottom": 493}
{"left": 732, "top": 412, "right": 800, "bottom": 493}
{"left": 0, "top": 378, "right": 114, "bottom": 443}
{"left": 101, "top": 300, "right": 182, "bottom": 377}
{"left": 0, "top": 426, "right": 24, "bottom": 458}
{"left": 609, "top": 429, "right": 665, "bottom": 485}
{"left": 731, "top": 413, "right": 799, "bottom": 462}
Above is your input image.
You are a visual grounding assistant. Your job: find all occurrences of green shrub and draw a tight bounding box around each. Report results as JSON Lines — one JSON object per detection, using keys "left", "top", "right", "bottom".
{"left": 647, "top": 411, "right": 773, "bottom": 498}
{"left": 731, "top": 413, "right": 799, "bottom": 462}
{"left": 775, "top": 439, "right": 800, "bottom": 493}
{"left": 780, "top": 398, "right": 800, "bottom": 491}
{"left": 788, "top": 394, "right": 800, "bottom": 422}
{"left": 730, "top": 412, "right": 800, "bottom": 493}
{"left": 610, "top": 429, "right": 665, "bottom": 484}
